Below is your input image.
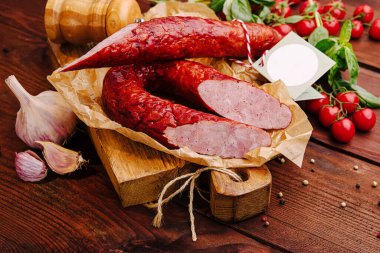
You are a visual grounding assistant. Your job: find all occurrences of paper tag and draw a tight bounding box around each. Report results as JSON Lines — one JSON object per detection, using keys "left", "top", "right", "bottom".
{"left": 253, "top": 32, "right": 335, "bottom": 100}
{"left": 295, "top": 87, "right": 324, "bottom": 101}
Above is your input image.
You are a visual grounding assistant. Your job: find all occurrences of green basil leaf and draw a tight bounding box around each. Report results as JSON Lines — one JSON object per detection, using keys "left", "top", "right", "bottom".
{"left": 231, "top": 0, "right": 253, "bottom": 22}
{"left": 315, "top": 39, "right": 336, "bottom": 53}
{"left": 308, "top": 27, "right": 329, "bottom": 46}
{"left": 223, "top": 0, "right": 234, "bottom": 20}
{"left": 339, "top": 20, "right": 352, "bottom": 44}
{"left": 325, "top": 43, "right": 341, "bottom": 59}
{"left": 284, "top": 15, "right": 304, "bottom": 24}
{"left": 259, "top": 6, "right": 271, "bottom": 19}
{"left": 252, "top": 14, "right": 264, "bottom": 24}
{"left": 351, "top": 85, "right": 380, "bottom": 108}
{"left": 328, "top": 65, "right": 342, "bottom": 90}
{"left": 210, "top": 0, "right": 226, "bottom": 12}
{"left": 344, "top": 46, "right": 359, "bottom": 84}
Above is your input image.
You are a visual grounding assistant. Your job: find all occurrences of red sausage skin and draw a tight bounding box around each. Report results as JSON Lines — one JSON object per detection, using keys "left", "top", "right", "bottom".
{"left": 61, "top": 16, "right": 282, "bottom": 71}
{"left": 102, "top": 65, "right": 272, "bottom": 158}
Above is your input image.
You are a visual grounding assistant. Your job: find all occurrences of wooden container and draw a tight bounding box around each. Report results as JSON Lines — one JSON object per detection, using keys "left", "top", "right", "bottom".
{"left": 45, "top": 0, "right": 142, "bottom": 44}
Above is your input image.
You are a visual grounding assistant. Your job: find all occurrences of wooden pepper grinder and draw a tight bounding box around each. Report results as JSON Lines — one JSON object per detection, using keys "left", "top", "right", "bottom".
{"left": 45, "top": 0, "right": 142, "bottom": 45}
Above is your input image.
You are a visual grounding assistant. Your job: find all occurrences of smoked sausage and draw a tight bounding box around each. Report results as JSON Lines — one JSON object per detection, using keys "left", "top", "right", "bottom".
{"left": 102, "top": 64, "right": 272, "bottom": 158}
{"left": 61, "top": 16, "right": 282, "bottom": 72}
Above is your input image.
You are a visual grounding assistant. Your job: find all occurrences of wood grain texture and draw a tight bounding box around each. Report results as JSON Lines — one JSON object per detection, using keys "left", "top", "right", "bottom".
{"left": 1, "top": 0, "right": 380, "bottom": 252}
{"left": 191, "top": 142, "right": 380, "bottom": 253}
{"left": 210, "top": 166, "right": 272, "bottom": 222}
{"left": 49, "top": 40, "right": 201, "bottom": 207}
{"left": 0, "top": 0, "right": 276, "bottom": 251}
{"left": 89, "top": 128, "right": 197, "bottom": 207}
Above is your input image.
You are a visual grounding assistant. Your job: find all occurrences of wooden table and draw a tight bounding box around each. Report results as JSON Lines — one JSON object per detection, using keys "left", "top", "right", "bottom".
{"left": 0, "top": 0, "right": 379, "bottom": 252}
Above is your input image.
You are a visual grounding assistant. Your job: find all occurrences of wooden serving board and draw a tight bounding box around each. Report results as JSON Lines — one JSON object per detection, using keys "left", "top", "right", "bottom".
{"left": 48, "top": 42, "right": 200, "bottom": 206}
{"left": 48, "top": 41, "right": 271, "bottom": 216}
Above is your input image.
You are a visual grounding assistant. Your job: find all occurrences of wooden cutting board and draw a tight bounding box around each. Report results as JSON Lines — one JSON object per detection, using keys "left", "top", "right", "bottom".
{"left": 48, "top": 42, "right": 200, "bottom": 206}
{"left": 48, "top": 41, "right": 272, "bottom": 221}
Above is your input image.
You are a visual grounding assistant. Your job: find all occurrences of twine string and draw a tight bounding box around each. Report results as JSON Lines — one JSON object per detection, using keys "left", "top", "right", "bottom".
{"left": 146, "top": 167, "right": 242, "bottom": 242}
{"left": 231, "top": 19, "right": 268, "bottom": 69}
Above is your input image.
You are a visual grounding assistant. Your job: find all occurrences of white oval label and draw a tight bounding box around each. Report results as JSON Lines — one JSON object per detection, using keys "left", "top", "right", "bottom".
{"left": 266, "top": 44, "right": 319, "bottom": 87}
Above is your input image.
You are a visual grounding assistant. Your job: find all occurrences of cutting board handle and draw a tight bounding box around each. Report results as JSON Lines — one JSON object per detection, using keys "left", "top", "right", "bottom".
{"left": 210, "top": 166, "right": 272, "bottom": 222}
{"left": 45, "top": 0, "right": 142, "bottom": 45}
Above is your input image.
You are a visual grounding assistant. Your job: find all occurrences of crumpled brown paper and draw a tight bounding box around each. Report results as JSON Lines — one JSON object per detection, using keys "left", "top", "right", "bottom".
{"left": 47, "top": 2, "right": 313, "bottom": 168}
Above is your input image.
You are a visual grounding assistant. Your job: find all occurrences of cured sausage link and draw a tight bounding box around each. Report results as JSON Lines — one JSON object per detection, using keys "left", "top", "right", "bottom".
{"left": 61, "top": 16, "right": 282, "bottom": 72}
{"left": 153, "top": 60, "right": 292, "bottom": 129}
{"left": 102, "top": 65, "right": 272, "bottom": 158}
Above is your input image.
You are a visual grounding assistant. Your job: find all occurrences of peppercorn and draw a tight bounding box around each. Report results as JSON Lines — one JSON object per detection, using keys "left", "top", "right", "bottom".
{"left": 264, "top": 221, "right": 270, "bottom": 227}
{"left": 279, "top": 198, "right": 285, "bottom": 205}
{"left": 355, "top": 183, "right": 360, "bottom": 189}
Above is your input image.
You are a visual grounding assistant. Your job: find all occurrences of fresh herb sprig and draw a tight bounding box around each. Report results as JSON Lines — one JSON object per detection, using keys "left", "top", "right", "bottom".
{"left": 310, "top": 20, "right": 380, "bottom": 108}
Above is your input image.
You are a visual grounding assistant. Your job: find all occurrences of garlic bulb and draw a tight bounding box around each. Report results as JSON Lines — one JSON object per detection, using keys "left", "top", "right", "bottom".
{"left": 4, "top": 75, "right": 77, "bottom": 149}
{"left": 36, "top": 141, "right": 87, "bottom": 175}
{"left": 15, "top": 150, "right": 48, "bottom": 182}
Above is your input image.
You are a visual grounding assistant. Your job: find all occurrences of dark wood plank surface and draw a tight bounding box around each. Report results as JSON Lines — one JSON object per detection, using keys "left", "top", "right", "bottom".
{"left": 190, "top": 141, "right": 380, "bottom": 253}
{"left": 0, "top": 0, "right": 380, "bottom": 252}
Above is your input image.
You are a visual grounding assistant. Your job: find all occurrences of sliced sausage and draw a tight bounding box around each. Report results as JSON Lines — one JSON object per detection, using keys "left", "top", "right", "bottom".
{"left": 102, "top": 65, "right": 272, "bottom": 158}
{"left": 152, "top": 60, "right": 292, "bottom": 129}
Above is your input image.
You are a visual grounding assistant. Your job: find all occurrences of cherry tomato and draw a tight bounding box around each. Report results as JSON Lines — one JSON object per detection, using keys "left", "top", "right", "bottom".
{"left": 351, "top": 20, "right": 364, "bottom": 39}
{"left": 273, "top": 24, "right": 294, "bottom": 36}
{"left": 331, "top": 118, "right": 355, "bottom": 143}
{"left": 336, "top": 92, "right": 360, "bottom": 114}
{"left": 272, "top": 2, "right": 292, "bottom": 18}
{"left": 353, "top": 4, "right": 374, "bottom": 23}
{"left": 319, "top": 105, "right": 341, "bottom": 127}
{"left": 318, "top": 105, "right": 340, "bottom": 127}
{"left": 306, "top": 92, "right": 329, "bottom": 114}
{"left": 353, "top": 108, "right": 376, "bottom": 131}
{"left": 369, "top": 18, "right": 380, "bottom": 41}
{"left": 322, "top": 0, "right": 346, "bottom": 20}
{"left": 299, "top": 1, "right": 323, "bottom": 15}
{"left": 322, "top": 16, "right": 340, "bottom": 35}
{"left": 295, "top": 19, "right": 317, "bottom": 37}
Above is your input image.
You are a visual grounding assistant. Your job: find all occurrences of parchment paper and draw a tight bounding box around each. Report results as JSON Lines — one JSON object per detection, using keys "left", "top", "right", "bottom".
{"left": 47, "top": 2, "right": 313, "bottom": 168}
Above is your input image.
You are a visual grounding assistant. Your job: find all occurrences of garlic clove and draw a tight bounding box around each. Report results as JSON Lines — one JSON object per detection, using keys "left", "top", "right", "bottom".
{"left": 15, "top": 150, "right": 48, "bottom": 182}
{"left": 36, "top": 141, "right": 87, "bottom": 175}
{"left": 5, "top": 75, "right": 77, "bottom": 148}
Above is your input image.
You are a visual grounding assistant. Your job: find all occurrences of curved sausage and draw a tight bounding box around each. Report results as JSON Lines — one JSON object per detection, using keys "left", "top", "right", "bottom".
{"left": 102, "top": 65, "right": 272, "bottom": 158}
{"left": 61, "top": 16, "right": 282, "bottom": 72}
{"left": 152, "top": 60, "right": 292, "bottom": 129}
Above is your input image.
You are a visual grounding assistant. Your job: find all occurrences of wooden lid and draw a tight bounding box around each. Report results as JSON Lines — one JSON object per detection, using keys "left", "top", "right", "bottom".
{"left": 106, "top": 0, "right": 142, "bottom": 36}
